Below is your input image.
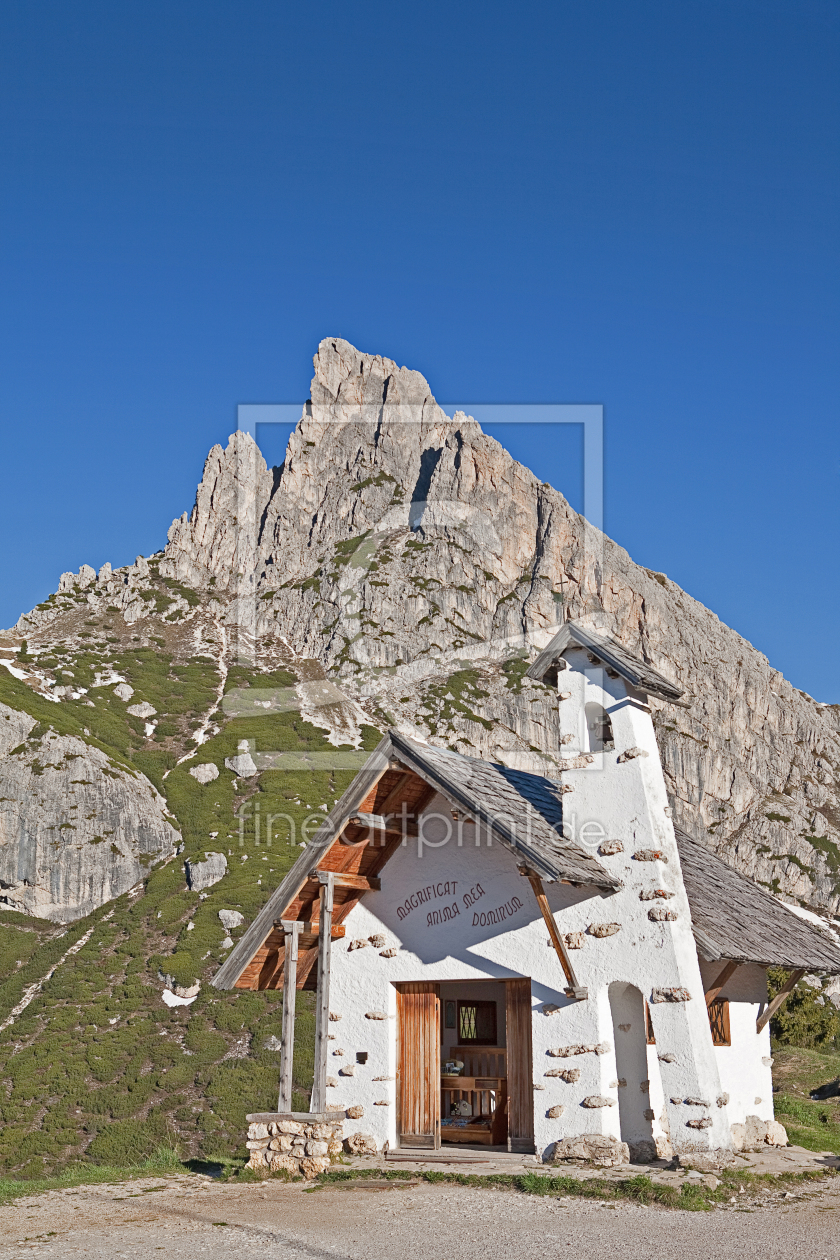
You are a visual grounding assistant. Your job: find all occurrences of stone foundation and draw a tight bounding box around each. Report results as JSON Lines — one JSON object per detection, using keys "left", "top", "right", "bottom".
{"left": 245, "top": 1111, "right": 345, "bottom": 1178}
{"left": 731, "top": 1116, "right": 788, "bottom": 1151}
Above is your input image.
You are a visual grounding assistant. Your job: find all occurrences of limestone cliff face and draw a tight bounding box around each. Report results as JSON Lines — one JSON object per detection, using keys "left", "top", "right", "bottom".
{"left": 0, "top": 702, "right": 178, "bottom": 922}
{"left": 6, "top": 337, "right": 840, "bottom": 920}
{"left": 160, "top": 338, "right": 840, "bottom": 913}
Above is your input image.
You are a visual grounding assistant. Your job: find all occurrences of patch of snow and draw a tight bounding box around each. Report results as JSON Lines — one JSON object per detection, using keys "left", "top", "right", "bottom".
{"left": 161, "top": 989, "right": 197, "bottom": 1008}
{"left": 780, "top": 899, "right": 840, "bottom": 946}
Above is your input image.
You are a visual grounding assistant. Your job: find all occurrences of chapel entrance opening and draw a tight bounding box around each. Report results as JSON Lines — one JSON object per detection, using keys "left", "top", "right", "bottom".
{"left": 395, "top": 977, "right": 534, "bottom": 1153}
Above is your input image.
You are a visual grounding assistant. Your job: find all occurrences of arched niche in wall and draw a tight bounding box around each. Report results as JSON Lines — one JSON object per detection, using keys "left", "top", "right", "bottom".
{"left": 584, "top": 702, "right": 614, "bottom": 752}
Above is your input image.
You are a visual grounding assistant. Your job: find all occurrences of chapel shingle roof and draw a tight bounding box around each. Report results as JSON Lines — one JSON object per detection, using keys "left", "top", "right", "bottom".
{"left": 526, "top": 621, "right": 684, "bottom": 702}
{"left": 388, "top": 732, "right": 619, "bottom": 889}
{"left": 676, "top": 828, "right": 840, "bottom": 973}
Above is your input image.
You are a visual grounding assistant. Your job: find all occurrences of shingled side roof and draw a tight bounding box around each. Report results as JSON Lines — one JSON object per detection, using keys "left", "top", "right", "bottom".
{"left": 677, "top": 829, "right": 840, "bottom": 973}
{"left": 526, "top": 621, "right": 684, "bottom": 702}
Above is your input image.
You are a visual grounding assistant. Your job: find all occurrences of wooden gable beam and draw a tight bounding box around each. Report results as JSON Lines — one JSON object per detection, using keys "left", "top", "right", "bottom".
{"left": 756, "top": 968, "right": 805, "bottom": 1034}
{"left": 704, "top": 959, "right": 739, "bottom": 1006}
{"left": 275, "top": 919, "right": 346, "bottom": 938}
{"left": 520, "top": 866, "right": 587, "bottom": 1001}
{"left": 236, "top": 770, "right": 438, "bottom": 993}
{"left": 347, "top": 811, "right": 420, "bottom": 838}
{"left": 314, "top": 871, "right": 380, "bottom": 891}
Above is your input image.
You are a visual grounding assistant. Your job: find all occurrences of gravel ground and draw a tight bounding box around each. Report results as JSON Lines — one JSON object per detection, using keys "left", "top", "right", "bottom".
{"left": 2, "top": 1174, "right": 840, "bottom": 1260}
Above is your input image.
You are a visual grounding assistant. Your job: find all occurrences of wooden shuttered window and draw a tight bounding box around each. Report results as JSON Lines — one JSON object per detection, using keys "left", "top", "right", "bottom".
{"left": 396, "top": 982, "right": 441, "bottom": 1149}
{"left": 707, "top": 998, "right": 731, "bottom": 1047}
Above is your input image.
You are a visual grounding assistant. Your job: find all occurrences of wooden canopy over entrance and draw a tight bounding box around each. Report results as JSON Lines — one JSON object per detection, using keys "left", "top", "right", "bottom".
{"left": 233, "top": 762, "right": 435, "bottom": 993}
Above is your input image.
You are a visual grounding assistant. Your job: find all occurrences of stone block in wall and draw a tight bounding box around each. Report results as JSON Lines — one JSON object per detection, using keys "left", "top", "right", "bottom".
{"left": 617, "top": 746, "right": 649, "bottom": 762}
{"left": 738, "top": 1115, "right": 788, "bottom": 1150}
{"left": 268, "top": 1154, "right": 298, "bottom": 1174}
{"left": 345, "top": 1132, "right": 378, "bottom": 1155}
{"left": 272, "top": 1120, "right": 304, "bottom": 1135}
{"left": 649, "top": 987, "right": 691, "bottom": 1003}
{"left": 598, "top": 840, "right": 624, "bottom": 855}
{"left": 547, "top": 1042, "right": 610, "bottom": 1057}
{"left": 581, "top": 1095, "right": 616, "bottom": 1108}
{"left": 549, "top": 1134, "right": 630, "bottom": 1167}
{"left": 300, "top": 1157, "right": 331, "bottom": 1178}
{"left": 309, "top": 1123, "right": 333, "bottom": 1140}
{"left": 587, "top": 922, "right": 621, "bottom": 938}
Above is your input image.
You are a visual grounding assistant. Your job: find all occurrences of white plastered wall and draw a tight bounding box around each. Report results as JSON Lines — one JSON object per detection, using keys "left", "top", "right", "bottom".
{"left": 323, "top": 647, "right": 735, "bottom": 1159}
{"left": 698, "top": 959, "right": 774, "bottom": 1126}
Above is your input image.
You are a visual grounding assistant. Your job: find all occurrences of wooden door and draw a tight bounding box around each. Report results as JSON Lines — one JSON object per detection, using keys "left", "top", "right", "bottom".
{"left": 396, "top": 982, "right": 441, "bottom": 1149}
{"left": 505, "top": 977, "right": 535, "bottom": 1153}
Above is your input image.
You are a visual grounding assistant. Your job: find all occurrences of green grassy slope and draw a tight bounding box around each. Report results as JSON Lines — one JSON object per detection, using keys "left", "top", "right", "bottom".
{"left": 0, "top": 630, "right": 381, "bottom": 1178}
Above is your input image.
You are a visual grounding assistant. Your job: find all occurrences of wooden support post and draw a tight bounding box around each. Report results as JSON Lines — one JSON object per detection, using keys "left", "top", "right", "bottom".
{"left": 704, "top": 959, "right": 739, "bottom": 1007}
{"left": 277, "top": 920, "right": 303, "bottom": 1112}
{"left": 520, "top": 867, "right": 587, "bottom": 1000}
{"left": 310, "top": 872, "right": 335, "bottom": 1113}
{"left": 756, "top": 968, "right": 805, "bottom": 1034}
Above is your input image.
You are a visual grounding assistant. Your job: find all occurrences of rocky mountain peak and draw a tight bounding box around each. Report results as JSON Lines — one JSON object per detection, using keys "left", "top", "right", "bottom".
{"left": 3, "top": 337, "right": 840, "bottom": 922}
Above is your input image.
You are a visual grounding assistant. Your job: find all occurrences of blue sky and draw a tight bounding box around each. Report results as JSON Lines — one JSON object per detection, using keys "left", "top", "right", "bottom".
{"left": 0, "top": 1, "right": 837, "bottom": 699}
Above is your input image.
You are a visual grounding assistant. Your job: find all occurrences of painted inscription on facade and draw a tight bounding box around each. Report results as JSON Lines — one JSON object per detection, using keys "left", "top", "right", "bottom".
{"left": 396, "top": 881, "right": 459, "bottom": 921}
{"left": 396, "top": 879, "right": 524, "bottom": 931}
{"left": 472, "top": 895, "right": 524, "bottom": 927}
